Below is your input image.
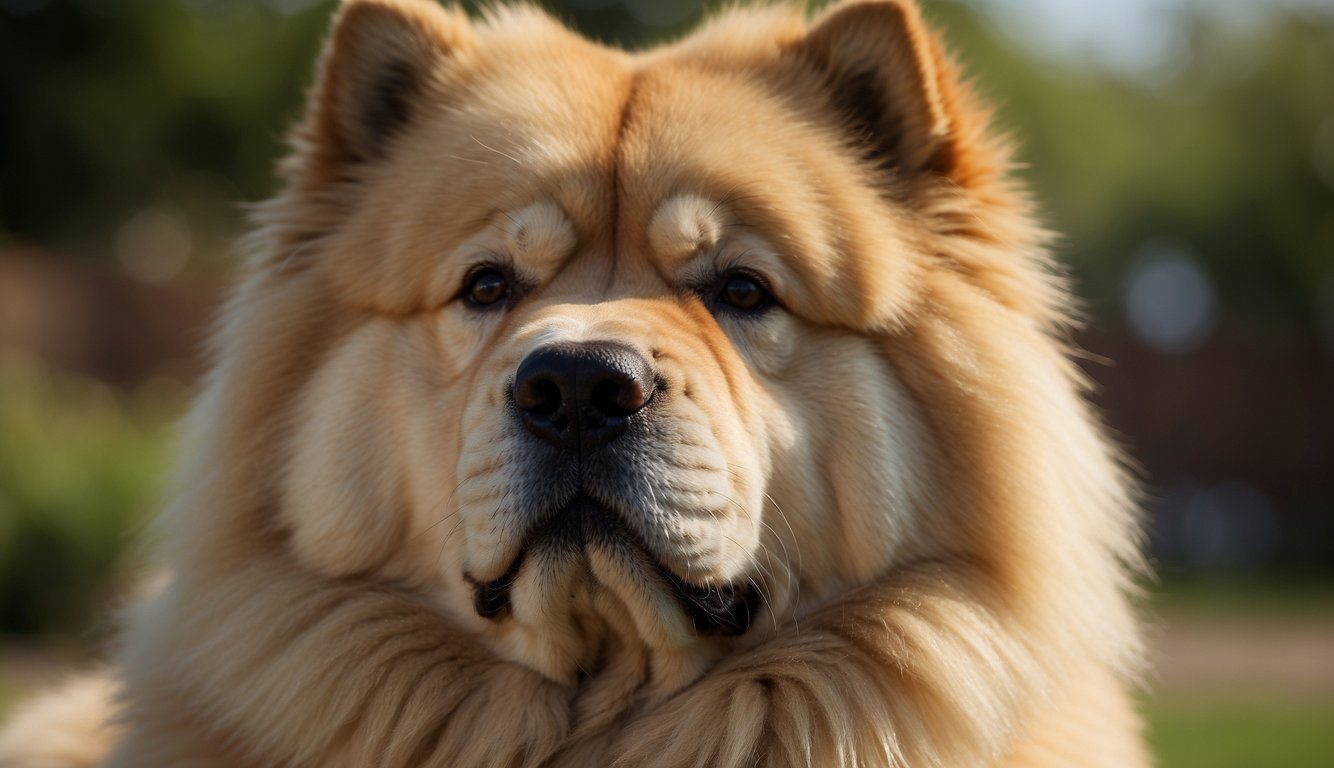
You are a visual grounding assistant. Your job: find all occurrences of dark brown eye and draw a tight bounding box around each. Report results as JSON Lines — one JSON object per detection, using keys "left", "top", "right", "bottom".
{"left": 465, "top": 268, "right": 509, "bottom": 307}
{"left": 719, "top": 272, "right": 770, "bottom": 312}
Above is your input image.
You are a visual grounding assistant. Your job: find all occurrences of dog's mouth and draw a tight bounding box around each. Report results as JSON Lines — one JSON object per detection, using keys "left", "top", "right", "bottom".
{"left": 466, "top": 495, "right": 758, "bottom": 636}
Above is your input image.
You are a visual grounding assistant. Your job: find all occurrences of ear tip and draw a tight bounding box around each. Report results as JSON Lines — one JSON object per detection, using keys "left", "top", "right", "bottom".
{"left": 335, "top": 0, "right": 443, "bottom": 11}
{"left": 323, "top": 0, "right": 473, "bottom": 77}
{"left": 817, "top": 0, "right": 926, "bottom": 23}
{"left": 806, "top": 0, "right": 936, "bottom": 58}
{"left": 331, "top": 0, "right": 472, "bottom": 40}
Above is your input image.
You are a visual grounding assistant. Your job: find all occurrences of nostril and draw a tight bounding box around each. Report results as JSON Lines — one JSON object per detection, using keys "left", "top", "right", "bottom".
{"left": 590, "top": 376, "right": 649, "bottom": 418}
{"left": 518, "top": 378, "right": 563, "bottom": 418}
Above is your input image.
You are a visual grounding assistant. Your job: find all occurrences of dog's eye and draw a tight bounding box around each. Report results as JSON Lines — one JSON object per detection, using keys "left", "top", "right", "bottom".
{"left": 465, "top": 268, "right": 510, "bottom": 307}
{"left": 718, "top": 272, "right": 771, "bottom": 312}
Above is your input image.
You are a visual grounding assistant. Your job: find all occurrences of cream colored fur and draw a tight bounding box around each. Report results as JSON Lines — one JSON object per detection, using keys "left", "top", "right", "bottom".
{"left": 0, "top": 1, "right": 1148, "bottom": 766}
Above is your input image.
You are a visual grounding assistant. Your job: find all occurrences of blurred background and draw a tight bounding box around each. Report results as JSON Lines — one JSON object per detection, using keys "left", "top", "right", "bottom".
{"left": 1, "top": 0, "right": 1332, "bottom": 764}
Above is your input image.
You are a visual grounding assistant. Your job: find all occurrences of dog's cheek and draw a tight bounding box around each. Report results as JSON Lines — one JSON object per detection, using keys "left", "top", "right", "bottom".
{"left": 722, "top": 311, "right": 796, "bottom": 378}
{"left": 280, "top": 329, "right": 407, "bottom": 577}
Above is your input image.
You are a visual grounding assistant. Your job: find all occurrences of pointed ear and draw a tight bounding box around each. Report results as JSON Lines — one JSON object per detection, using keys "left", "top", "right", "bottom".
{"left": 306, "top": 0, "right": 473, "bottom": 170}
{"left": 788, "top": 0, "right": 955, "bottom": 175}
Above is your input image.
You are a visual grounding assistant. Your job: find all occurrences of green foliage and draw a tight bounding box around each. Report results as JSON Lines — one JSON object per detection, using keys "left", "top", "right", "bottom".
{"left": 0, "top": 0, "right": 335, "bottom": 254}
{"left": 0, "top": 355, "right": 181, "bottom": 638}
{"left": 1147, "top": 694, "right": 1334, "bottom": 768}
{"left": 923, "top": 4, "right": 1334, "bottom": 330}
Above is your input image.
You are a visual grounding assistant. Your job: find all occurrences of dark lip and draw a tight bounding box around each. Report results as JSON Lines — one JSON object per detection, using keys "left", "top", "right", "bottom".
{"left": 654, "top": 559, "right": 758, "bottom": 636}
{"left": 466, "top": 495, "right": 757, "bottom": 636}
{"left": 464, "top": 553, "right": 523, "bottom": 620}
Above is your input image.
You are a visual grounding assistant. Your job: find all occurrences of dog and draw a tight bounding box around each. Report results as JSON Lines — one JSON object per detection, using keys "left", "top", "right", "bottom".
{"left": 0, "top": 1, "right": 1149, "bottom": 765}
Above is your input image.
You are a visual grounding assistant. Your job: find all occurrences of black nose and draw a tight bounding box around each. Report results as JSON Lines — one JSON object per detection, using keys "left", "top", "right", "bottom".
{"left": 513, "top": 342, "right": 656, "bottom": 455}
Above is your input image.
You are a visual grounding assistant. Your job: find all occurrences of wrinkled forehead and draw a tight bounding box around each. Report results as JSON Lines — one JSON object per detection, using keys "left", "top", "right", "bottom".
{"left": 324, "top": 32, "right": 627, "bottom": 306}
{"left": 614, "top": 62, "right": 911, "bottom": 319}
{"left": 626, "top": 62, "right": 918, "bottom": 327}
{"left": 335, "top": 36, "right": 913, "bottom": 327}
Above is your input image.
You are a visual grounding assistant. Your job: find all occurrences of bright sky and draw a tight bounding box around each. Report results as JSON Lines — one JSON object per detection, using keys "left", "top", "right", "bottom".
{"left": 965, "top": 0, "right": 1334, "bottom": 74}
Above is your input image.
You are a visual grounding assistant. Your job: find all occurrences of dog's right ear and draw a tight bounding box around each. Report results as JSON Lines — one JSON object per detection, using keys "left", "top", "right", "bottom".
{"left": 786, "top": 0, "right": 955, "bottom": 177}
{"left": 304, "top": 0, "right": 474, "bottom": 174}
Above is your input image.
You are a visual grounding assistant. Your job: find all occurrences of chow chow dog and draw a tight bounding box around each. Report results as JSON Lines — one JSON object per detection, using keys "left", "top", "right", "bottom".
{"left": 0, "top": 0, "right": 1149, "bottom": 765}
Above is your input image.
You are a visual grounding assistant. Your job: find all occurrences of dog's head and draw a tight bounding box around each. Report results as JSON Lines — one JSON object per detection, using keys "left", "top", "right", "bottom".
{"left": 216, "top": 0, "right": 1067, "bottom": 692}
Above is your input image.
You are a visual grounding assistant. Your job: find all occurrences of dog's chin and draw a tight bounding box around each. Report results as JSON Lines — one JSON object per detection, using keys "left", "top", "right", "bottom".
{"left": 467, "top": 495, "right": 759, "bottom": 639}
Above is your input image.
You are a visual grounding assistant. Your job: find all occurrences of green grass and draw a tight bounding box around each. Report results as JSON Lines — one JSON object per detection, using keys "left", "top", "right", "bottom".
{"left": 1145, "top": 579, "right": 1334, "bottom": 767}
{"left": 1150, "top": 578, "right": 1334, "bottom": 619}
{"left": 1148, "top": 693, "right": 1334, "bottom": 768}
{"left": 0, "top": 672, "right": 17, "bottom": 719}
{"left": 1146, "top": 580, "right": 1334, "bottom": 767}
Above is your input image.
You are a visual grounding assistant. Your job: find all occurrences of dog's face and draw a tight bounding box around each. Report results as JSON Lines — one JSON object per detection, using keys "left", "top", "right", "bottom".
{"left": 263, "top": 0, "right": 1011, "bottom": 691}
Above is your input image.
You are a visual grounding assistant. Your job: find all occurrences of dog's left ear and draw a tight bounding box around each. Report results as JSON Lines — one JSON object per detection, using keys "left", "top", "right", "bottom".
{"left": 787, "top": 0, "right": 956, "bottom": 175}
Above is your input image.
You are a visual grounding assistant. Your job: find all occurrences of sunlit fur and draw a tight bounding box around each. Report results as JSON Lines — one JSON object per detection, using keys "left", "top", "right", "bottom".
{"left": 0, "top": 1, "right": 1149, "bottom": 766}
